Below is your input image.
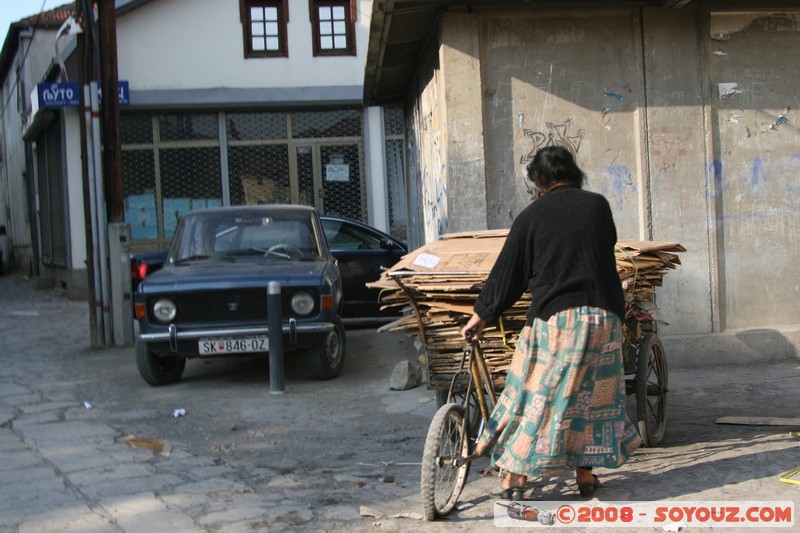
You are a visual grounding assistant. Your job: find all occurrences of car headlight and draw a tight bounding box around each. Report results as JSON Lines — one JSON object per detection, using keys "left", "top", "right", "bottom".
{"left": 290, "top": 292, "right": 315, "bottom": 316}
{"left": 153, "top": 299, "right": 177, "bottom": 322}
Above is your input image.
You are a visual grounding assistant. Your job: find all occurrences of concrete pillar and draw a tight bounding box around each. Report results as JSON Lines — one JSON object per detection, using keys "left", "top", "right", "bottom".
{"left": 440, "top": 14, "right": 489, "bottom": 233}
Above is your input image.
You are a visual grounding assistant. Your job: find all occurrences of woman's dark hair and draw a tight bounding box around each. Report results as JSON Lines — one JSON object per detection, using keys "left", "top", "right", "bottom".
{"left": 526, "top": 146, "right": 586, "bottom": 194}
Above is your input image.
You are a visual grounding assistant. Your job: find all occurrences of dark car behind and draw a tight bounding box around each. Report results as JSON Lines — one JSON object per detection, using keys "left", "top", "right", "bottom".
{"left": 131, "top": 215, "right": 407, "bottom": 322}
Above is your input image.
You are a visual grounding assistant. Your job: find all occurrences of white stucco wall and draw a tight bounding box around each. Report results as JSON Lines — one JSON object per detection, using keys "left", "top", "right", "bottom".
{"left": 116, "top": 0, "right": 372, "bottom": 92}
{"left": 364, "top": 106, "right": 387, "bottom": 231}
{"left": 64, "top": 108, "right": 86, "bottom": 270}
{"left": 1, "top": 28, "right": 63, "bottom": 272}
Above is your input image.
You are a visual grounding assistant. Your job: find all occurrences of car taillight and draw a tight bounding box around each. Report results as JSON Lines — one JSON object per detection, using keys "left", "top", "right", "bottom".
{"left": 132, "top": 261, "right": 148, "bottom": 282}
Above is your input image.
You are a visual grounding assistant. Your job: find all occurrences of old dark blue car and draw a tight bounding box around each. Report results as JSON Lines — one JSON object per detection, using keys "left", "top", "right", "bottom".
{"left": 132, "top": 215, "right": 408, "bottom": 321}
{"left": 134, "top": 205, "right": 345, "bottom": 385}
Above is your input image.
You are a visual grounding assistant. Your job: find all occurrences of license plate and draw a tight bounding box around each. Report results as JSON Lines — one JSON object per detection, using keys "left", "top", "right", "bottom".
{"left": 198, "top": 336, "right": 268, "bottom": 355}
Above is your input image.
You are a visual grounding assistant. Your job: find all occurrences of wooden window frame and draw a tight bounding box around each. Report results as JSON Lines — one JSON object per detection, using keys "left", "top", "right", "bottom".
{"left": 309, "top": 0, "right": 356, "bottom": 57}
{"left": 240, "top": 0, "right": 289, "bottom": 58}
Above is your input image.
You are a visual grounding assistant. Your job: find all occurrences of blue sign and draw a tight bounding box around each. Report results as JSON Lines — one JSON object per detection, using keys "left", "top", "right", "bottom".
{"left": 99, "top": 80, "right": 129, "bottom": 105}
{"left": 37, "top": 81, "right": 130, "bottom": 108}
{"left": 38, "top": 82, "right": 79, "bottom": 107}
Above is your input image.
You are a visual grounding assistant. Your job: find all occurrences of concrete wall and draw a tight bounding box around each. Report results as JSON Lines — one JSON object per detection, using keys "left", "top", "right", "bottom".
{"left": 706, "top": 12, "right": 800, "bottom": 331}
{"left": 407, "top": 29, "right": 449, "bottom": 246}
{"left": 440, "top": 15, "right": 488, "bottom": 234}
{"left": 405, "top": 14, "right": 490, "bottom": 249}
{"left": 640, "top": 7, "right": 713, "bottom": 338}
{"left": 406, "top": 5, "right": 800, "bottom": 365}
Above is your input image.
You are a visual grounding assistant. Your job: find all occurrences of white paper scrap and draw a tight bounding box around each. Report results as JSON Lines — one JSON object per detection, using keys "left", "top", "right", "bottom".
{"left": 412, "top": 252, "right": 441, "bottom": 269}
{"left": 719, "top": 82, "right": 739, "bottom": 97}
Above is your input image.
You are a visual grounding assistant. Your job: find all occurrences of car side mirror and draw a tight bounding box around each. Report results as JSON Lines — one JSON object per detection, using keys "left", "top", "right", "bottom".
{"left": 380, "top": 238, "right": 398, "bottom": 251}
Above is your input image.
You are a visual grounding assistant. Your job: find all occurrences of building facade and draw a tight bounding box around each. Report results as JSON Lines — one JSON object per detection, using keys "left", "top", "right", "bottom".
{"left": 0, "top": 3, "right": 76, "bottom": 278}
{"left": 364, "top": 0, "right": 800, "bottom": 365}
{"left": 3, "top": 0, "right": 407, "bottom": 298}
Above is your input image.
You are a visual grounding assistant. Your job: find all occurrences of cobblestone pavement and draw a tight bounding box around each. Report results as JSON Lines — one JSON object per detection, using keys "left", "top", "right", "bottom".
{"left": 0, "top": 272, "right": 798, "bottom": 532}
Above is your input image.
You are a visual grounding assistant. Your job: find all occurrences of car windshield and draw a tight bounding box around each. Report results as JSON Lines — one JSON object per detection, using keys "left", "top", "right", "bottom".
{"left": 168, "top": 209, "right": 321, "bottom": 263}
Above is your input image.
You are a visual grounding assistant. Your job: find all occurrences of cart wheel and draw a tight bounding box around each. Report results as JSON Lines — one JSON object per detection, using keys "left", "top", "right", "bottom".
{"left": 635, "top": 333, "right": 668, "bottom": 446}
{"left": 421, "top": 403, "right": 471, "bottom": 521}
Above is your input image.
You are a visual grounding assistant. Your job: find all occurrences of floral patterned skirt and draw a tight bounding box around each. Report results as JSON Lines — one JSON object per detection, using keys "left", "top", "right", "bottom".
{"left": 474, "top": 306, "right": 641, "bottom": 477}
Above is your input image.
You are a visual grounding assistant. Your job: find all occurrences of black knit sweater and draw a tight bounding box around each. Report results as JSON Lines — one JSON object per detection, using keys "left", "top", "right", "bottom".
{"left": 474, "top": 187, "right": 625, "bottom": 325}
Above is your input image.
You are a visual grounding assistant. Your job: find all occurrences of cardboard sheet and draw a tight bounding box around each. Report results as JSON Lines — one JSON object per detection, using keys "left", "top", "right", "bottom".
{"left": 372, "top": 233, "right": 685, "bottom": 380}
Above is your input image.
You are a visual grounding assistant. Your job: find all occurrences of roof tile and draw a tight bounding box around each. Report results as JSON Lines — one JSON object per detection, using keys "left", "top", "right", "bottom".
{"left": 17, "top": 2, "right": 77, "bottom": 29}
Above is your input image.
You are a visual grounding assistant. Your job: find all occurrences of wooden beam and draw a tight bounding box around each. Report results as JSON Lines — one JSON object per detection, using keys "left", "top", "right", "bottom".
{"left": 715, "top": 416, "right": 800, "bottom": 426}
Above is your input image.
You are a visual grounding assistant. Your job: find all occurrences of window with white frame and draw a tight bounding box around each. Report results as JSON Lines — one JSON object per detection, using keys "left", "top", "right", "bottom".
{"left": 310, "top": 0, "right": 356, "bottom": 56}
{"left": 241, "top": 0, "right": 288, "bottom": 57}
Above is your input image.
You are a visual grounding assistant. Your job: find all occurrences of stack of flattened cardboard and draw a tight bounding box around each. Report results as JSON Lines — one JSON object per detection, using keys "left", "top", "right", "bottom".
{"left": 370, "top": 231, "right": 684, "bottom": 386}
{"left": 614, "top": 240, "right": 686, "bottom": 317}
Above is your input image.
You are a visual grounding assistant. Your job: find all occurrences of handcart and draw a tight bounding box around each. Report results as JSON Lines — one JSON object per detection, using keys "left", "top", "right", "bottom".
{"left": 420, "top": 314, "right": 668, "bottom": 520}
{"left": 374, "top": 234, "right": 682, "bottom": 520}
{"left": 426, "top": 312, "right": 670, "bottom": 447}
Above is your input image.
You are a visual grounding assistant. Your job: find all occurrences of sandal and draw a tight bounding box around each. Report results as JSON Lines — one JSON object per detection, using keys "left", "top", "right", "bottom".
{"left": 491, "top": 486, "right": 527, "bottom": 501}
{"left": 577, "top": 473, "right": 600, "bottom": 497}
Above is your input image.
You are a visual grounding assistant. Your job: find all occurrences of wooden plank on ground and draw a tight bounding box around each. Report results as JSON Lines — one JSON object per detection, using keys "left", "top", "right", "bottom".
{"left": 715, "top": 416, "right": 800, "bottom": 426}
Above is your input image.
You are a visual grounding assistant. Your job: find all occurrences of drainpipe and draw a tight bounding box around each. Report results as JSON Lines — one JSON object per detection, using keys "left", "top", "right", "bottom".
{"left": 90, "top": 81, "right": 111, "bottom": 344}
{"left": 84, "top": 85, "right": 103, "bottom": 342}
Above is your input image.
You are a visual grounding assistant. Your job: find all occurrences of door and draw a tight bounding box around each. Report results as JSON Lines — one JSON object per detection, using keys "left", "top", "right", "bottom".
{"left": 291, "top": 143, "right": 367, "bottom": 222}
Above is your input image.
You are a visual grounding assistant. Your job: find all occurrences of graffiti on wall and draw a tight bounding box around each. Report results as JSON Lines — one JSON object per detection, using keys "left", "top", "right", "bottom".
{"left": 519, "top": 118, "right": 585, "bottom": 164}
{"left": 651, "top": 126, "right": 693, "bottom": 176}
{"left": 518, "top": 118, "right": 585, "bottom": 198}
{"left": 409, "top": 78, "right": 449, "bottom": 244}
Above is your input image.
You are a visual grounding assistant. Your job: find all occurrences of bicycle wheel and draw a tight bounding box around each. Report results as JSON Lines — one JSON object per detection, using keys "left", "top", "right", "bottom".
{"left": 635, "top": 333, "right": 668, "bottom": 446}
{"left": 421, "top": 403, "right": 471, "bottom": 520}
{"left": 436, "top": 388, "right": 481, "bottom": 437}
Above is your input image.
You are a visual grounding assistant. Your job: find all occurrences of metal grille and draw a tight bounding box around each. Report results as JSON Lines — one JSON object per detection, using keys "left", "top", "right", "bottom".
{"left": 384, "top": 105, "right": 404, "bottom": 136}
{"left": 160, "top": 147, "right": 222, "bottom": 238}
{"left": 146, "top": 287, "right": 320, "bottom": 324}
{"left": 154, "top": 288, "right": 268, "bottom": 325}
{"left": 226, "top": 111, "right": 286, "bottom": 140}
{"left": 292, "top": 109, "right": 362, "bottom": 138}
{"left": 228, "top": 145, "right": 290, "bottom": 205}
{"left": 296, "top": 146, "right": 315, "bottom": 206}
{"left": 384, "top": 105, "right": 407, "bottom": 239}
{"left": 159, "top": 114, "right": 218, "bottom": 141}
{"left": 123, "top": 108, "right": 372, "bottom": 249}
{"left": 320, "top": 144, "right": 365, "bottom": 221}
{"left": 120, "top": 113, "right": 153, "bottom": 144}
{"left": 385, "top": 138, "right": 407, "bottom": 239}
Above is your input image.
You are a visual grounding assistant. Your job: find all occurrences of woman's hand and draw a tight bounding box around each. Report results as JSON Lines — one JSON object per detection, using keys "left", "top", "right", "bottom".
{"left": 461, "top": 313, "right": 486, "bottom": 340}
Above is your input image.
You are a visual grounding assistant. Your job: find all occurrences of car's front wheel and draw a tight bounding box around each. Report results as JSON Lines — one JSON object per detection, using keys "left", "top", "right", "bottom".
{"left": 136, "top": 341, "right": 186, "bottom": 386}
{"left": 306, "top": 317, "right": 345, "bottom": 380}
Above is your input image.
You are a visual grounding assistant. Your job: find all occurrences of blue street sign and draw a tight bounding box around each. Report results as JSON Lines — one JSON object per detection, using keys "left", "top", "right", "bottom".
{"left": 38, "top": 82, "right": 79, "bottom": 107}
{"left": 99, "top": 81, "right": 129, "bottom": 105}
{"left": 37, "top": 81, "right": 130, "bottom": 108}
